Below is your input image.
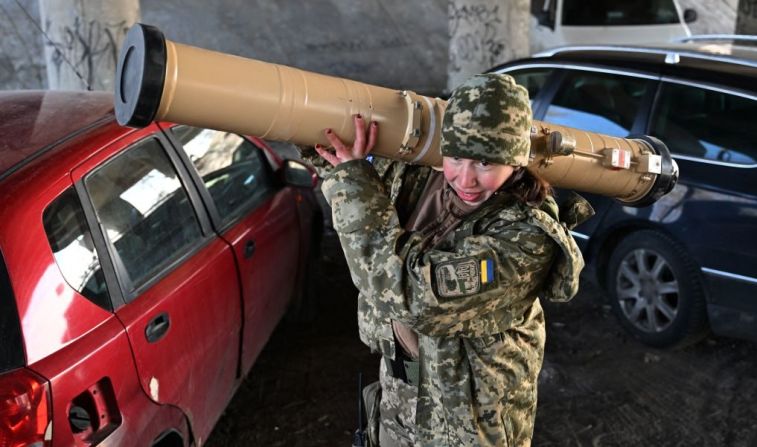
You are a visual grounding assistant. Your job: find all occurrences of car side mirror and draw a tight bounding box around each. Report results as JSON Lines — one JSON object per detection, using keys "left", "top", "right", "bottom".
{"left": 282, "top": 159, "right": 318, "bottom": 188}
{"left": 683, "top": 8, "right": 697, "bottom": 23}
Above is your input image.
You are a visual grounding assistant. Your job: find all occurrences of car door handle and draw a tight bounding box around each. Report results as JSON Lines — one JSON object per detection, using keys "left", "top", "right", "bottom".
{"left": 244, "top": 240, "right": 256, "bottom": 259}
{"left": 145, "top": 312, "right": 170, "bottom": 343}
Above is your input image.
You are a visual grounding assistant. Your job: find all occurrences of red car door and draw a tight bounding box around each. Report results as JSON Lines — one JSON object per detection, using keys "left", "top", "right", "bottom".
{"left": 165, "top": 125, "right": 300, "bottom": 374}
{"left": 72, "top": 126, "right": 242, "bottom": 442}
{"left": 222, "top": 185, "right": 300, "bottom": 373}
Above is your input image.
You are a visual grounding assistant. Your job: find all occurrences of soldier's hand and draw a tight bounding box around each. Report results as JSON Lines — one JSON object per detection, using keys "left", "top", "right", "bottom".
{"left": 315, "top": 114, "right": 377, "bottom": 166}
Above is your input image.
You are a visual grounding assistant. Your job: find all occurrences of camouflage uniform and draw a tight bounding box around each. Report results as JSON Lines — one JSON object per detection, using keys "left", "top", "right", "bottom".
{"left": 317, "top": 74, "right": 591, "bottom": 446}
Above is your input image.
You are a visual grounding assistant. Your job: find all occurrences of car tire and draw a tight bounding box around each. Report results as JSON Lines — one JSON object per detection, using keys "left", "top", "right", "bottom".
{"left": 606, "top": 230, "right": 709, "bottom": 348}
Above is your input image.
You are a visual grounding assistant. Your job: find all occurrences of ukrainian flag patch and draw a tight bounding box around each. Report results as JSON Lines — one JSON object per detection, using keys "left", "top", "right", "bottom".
{"left": 481, "top": 258, "right": 494, "bottom": 284}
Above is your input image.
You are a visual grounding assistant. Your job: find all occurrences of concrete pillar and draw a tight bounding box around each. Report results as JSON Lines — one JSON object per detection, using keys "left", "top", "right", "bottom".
{"left": 447, "top": 0, "right": 529, "bottom": 92}
{"left": 0, "top": 0, "right": 46, "bottom": 89}
{"left": 38, "top": 0, "right": 139, "bottom": 91}
{"left": 677, "top": 0, "right": 737, "bottom": 35}
{"left": 736, "top": 0, "right": 757, "bottom": 33}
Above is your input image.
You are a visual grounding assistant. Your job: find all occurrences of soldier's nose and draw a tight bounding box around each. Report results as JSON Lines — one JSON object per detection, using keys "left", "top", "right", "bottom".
{"left": 459, "top": 167, "right": 477, "bottom": 188}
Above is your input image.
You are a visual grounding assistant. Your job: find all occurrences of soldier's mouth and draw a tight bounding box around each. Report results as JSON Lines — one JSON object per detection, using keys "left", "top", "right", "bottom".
{"left": 454, "top": 189, "right": 483, "bottom": 203}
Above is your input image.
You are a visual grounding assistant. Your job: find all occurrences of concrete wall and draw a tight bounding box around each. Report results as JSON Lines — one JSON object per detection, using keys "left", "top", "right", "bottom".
{"left": 0, "top": 0, "right": 46, "bottom": 89}
{"left": 0, "top": 0, "right": 744, "bottom": 93}
{"left": 736, "top": 0, "right": 757, "bottom": 33}
{"left": 679, "top": 0, "right": 738, "bottom": 35}
{"left": 447, "top": 0, "right": 529, "bottom": 91}
{"left": 141, "top": 0, "right": 448, "bottom": 95}
{"left": 0, "top": 0, "right": 448, "bottom": 93}
{"left": 38, "top": 0, "right": 139, "bottom": 91}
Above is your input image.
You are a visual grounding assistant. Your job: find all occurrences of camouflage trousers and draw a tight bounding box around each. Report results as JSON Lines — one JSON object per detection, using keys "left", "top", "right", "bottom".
{"left": 380, "top": 421, "right": 413, "bottom": 447}
{"left": 364, "top": 350, "right": 540, "bottom": 447}
{"left": 362, "top": 360, "right": 418, "bottom": 447}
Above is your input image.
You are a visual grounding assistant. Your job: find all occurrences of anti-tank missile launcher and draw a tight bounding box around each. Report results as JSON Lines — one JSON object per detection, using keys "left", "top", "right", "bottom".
{"left": 115, "top": 24, "right": 677, "bottom": 207}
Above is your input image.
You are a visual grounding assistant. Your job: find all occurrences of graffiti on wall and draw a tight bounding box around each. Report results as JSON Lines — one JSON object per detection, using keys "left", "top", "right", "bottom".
{"left": 44, "top": 16, "right": 127, "bottom": 90}
{"left": 448, "top": 2, "right": 506, "bottom": 76}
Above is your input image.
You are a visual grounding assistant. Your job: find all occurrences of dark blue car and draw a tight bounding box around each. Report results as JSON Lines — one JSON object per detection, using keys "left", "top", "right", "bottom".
{"left": 492, "top": 36, "right": 757, "bottom": 347}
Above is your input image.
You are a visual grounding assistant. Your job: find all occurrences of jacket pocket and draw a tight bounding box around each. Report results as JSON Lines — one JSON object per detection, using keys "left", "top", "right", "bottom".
{"left": 362, "top": 380, "right": 382, "bottom": 446}
{"left": 379, "top": 366, "right": 418, "bottom": 444}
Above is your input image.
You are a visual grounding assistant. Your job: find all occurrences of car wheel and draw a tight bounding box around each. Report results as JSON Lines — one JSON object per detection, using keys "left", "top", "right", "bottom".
{"left": 606, "top": 230, "right": 709, "bottom": 348}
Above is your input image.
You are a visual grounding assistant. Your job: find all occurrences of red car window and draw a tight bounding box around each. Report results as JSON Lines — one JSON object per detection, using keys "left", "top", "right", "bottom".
{"left": 43, "top": 188, "right": 110, "bottom": 309}
{"left": 84, "top": 137, "right": 204, "bottom": 295}
{"left": 170, "top": 126, "right": 276, "bottom": 225}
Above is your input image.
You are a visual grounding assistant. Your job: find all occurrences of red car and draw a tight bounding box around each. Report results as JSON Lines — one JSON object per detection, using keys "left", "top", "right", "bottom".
{"left": 0, "top": 90, "right": 321, "bottom": 446}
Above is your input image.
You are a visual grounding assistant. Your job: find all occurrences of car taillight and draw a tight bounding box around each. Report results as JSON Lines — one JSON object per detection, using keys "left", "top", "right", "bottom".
{"left": 0, "top": 368, "right": 51, "bottom": 447}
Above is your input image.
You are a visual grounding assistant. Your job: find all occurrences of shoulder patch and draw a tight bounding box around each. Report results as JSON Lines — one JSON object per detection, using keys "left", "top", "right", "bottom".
{"left": 433, "top": 257, "right": 483, "bottom": 298}
{"left": 434, "top": 257, "right": 480, "bottom": 298}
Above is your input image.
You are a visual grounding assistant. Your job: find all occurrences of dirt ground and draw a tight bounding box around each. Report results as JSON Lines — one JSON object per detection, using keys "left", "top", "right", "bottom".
{"left": 206, "top": 230, "right": 757, "bottom": 447}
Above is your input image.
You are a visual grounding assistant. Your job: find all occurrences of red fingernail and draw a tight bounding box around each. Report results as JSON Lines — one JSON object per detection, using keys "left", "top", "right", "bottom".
{"left": 315, "top": 144, "right": 322, "bottom": 149}
{"left": 372, "top": 122, "right": 378, "bottom": 127}
{"left": 325, "top": 129, "right": 332, "bottom": 134}
{"left": 356, "top": 114, "right": 362, "bottom": 119}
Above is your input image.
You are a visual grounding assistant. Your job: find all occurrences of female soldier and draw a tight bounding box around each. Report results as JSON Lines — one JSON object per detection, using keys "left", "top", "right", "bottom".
{"left": 313, "top": 73, "right": 590, "bottom": 447}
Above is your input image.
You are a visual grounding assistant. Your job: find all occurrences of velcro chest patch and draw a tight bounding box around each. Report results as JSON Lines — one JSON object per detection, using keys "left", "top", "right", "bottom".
{"left": 433, "top": 257, "right": 496, "bottom": 298}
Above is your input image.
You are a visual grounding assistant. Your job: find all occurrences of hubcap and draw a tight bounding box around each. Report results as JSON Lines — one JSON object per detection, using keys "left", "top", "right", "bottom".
{"left": 615, "top": 248, "right": 679, "bottom": 333}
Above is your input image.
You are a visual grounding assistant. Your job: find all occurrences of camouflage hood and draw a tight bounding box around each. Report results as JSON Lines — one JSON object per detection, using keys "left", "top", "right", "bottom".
{"left": 526, "top": 194, "right": 594, "bottom": 302}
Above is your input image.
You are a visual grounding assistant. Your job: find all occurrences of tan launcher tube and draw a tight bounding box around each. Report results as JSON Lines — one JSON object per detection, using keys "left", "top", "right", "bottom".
{"left": 116, "top": 24, "right": 677, "bottom": 207}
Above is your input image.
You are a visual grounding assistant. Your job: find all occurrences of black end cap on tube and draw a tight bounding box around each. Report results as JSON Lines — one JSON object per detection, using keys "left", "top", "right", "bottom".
{"left": 114, "top": 23, "right": 167, "bottom": 127}
{"left": 622, "top": 135, "right": 679, "bottom": 208}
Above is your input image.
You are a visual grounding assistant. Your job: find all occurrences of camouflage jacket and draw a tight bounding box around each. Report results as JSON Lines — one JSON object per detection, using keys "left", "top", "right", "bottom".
{"left": 322, "top": 158, "right": 588, "bottom": 446}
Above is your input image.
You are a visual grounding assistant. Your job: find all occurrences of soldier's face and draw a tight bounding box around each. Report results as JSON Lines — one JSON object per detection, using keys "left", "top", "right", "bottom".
{"left": 442, "top": 156, "right": 514, "bottom": 206}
